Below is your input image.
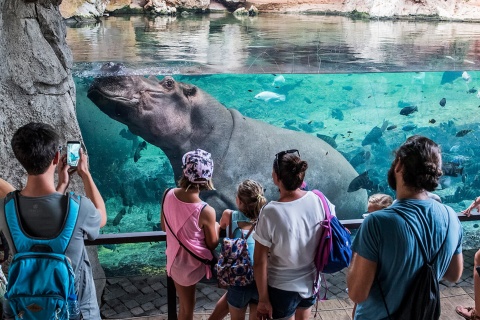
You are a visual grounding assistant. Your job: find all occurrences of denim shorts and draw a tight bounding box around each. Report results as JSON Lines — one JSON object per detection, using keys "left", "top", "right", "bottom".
{"left": 268, "top": 286, "right": 316, "bottom": 319}
{"left": 227, "top": 282, "right": 259, "bottom": 309}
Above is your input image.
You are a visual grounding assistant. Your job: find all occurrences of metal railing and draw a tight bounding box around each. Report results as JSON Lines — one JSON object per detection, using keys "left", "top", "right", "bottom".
{"left": 85, "top": 213, "right": 480, "bottom": 319}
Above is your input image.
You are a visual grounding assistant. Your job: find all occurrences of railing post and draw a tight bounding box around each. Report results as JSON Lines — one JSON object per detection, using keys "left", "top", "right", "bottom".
{"left": 167, "top": 275, "right": 177, "bottom": 319}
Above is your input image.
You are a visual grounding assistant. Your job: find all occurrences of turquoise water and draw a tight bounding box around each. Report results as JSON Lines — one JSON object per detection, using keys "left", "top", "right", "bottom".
{"left": 76, "top": 70, "right": 480, "bottom": 225}
{"left": 69, "top": 15, "right": 480, "bottom": 272}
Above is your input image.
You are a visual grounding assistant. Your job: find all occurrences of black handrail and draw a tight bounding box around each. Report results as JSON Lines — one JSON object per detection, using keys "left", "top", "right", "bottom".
{"left": 85, "top": 212, "right": 480, "bottom": 319}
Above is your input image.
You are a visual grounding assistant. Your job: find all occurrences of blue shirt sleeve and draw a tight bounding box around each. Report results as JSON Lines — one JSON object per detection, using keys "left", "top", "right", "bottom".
{"left": 351, "top": 214, "right": 381, "bottom": 263}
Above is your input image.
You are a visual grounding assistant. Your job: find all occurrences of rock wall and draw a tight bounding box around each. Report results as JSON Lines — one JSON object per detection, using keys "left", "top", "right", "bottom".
{"left": 0, "top": 0, "right": 105, "bottom": 304}
{"left": 61, "top": 0, "right": 480, "bottom": 20}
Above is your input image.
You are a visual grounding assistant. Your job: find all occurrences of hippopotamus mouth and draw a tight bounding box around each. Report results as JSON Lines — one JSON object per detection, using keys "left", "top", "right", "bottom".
{"left": 87, "top": 63, "right": 165, "bottom": 122}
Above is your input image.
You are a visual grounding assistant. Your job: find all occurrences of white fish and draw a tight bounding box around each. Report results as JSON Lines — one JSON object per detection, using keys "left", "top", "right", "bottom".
{"left": 412, "top": 72, "right": 425, "bottom": 84}
{"left": 476, "top": 91, "right": 480, "bottom": 99}
{"left": 445, "top": 55, "right": 456, "bottom": 61}
{"left": 462, "top": 71, "right": 471, "bottom": 82}
{"left": 272, "top": 75, "right": 285, "bottom": 87}
{"left": 254, "top": 91, "right": 286, "bottom": 102}
{"left": 464, "top": 59, "right": 476, "bottom": 65}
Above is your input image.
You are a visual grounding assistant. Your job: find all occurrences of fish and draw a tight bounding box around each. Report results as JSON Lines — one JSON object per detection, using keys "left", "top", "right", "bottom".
{"left": 332, "top": 108, "right": 344, "bottom": 121}
{"left": 477, "top": 92, "right": 480, "bottom": 99}
{"left": 112, "top": 207, "right": 127, "bottom": 226}
{"left": 349, "top": 150, "right": 371, "bottom": 168}
{"left": 468, "top": 88, "right": 477, "bottom": 94}
{"left": 386, "top": 125, "right": 397, "bottom": 131}
{"left": 147, "top": 210, "right": 153, "bottom": 221}
{"left": 400, "top": 106, "right": 418, "bottom": 116}
{"left": 326, "top": 80, "right": 334, "bottom": 85}
{"left": 316, "top": 133, "right": 338, "bottom": 149}
{"left": 304, "top": 97, "right": 312, "bottom": 104}
{"left": 347, "top": 171, "right": 374, "bottom": 192}
{"left": 254, "top": 91, "right": 286, "bottom": 102}
{"left": 462, "top": 71, "right": 471, "bottom": 82}
{"left": 412, "top": 72, "right": 425, "bottom": 82}
{"left": 429, "top": 119, "right": 436, "bottom": 124}
{"left": 119, "top": 128, "right": 137, "bottom": 140}
{"left": 362, "top": 126, "right": 383, "bottom": 146}
{"left": 248, "top": 89, "right": 253, "bottom": 92}
{"left": 134, "top": 140, "right": 147, "bottom": 162}
{"left": 445, "top": 55, "right": 455, "bottom": 61}
{"left": 402, "top": 124, "right": 417, "bottom": 131}
{"left": 272, "top": 75, "right": 285, "bottom": 87}
{"left": 299, "top": 122, "right": 315, "bottom": 133}
{"left": 439, "top": 98, "right": 446, "bottom": 107}
{"left": 440, "top": 71, "right": 463, "bottom": 85}
{"left": 442, "top": 162, "right": 463, "bottom": 177}
{"left": 284, "top": 119, "right": 296, "bottom": 126}
{"left": 456, "top": 129, "right": 473, "bottom": 137}
{"left": 464, "top": 59, "right": 475, "bottom": 65}
{"left": 342, "top": 86, "right": 353, "bottom": 91}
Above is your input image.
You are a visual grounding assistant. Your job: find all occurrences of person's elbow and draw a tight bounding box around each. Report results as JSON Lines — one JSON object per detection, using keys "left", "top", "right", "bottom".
{"left": 348, "top": 287, "right": 369, "bottom": 304}
{"left": 443, "top": 253, "right": 463, "bottom": 283}
{"left": 98, "top": 210, "right": 107, "bottom": 228}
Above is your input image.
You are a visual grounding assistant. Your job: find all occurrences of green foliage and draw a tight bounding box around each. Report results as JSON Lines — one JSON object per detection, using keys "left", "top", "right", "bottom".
{"left": 350, "top": 9, "right": 370, "bottom": 20}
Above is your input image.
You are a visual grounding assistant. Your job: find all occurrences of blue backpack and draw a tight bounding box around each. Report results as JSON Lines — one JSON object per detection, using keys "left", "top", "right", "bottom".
{"left": 4, "top": 191, "right": 79, "bottom": 320}
{"left": 312, "top": 190, "right": 352, "bottom": 297}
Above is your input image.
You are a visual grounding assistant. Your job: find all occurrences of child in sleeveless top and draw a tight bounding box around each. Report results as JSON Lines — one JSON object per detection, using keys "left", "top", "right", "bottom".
{"left": 209, "top": 179, "right": 267, "bottom": 320}
{"left": 161, "top": 149, "right": 220, "bottom": 320}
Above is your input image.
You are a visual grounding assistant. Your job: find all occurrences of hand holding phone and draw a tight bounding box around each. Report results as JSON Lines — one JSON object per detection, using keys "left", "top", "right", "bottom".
{"left": 67, "top": 141, "right": 81, "bottom": 167}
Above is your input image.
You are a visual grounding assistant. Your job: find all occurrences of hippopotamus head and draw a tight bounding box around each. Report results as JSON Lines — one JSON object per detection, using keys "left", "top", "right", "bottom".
{"left": 88, "top": 63, "right": 233, "bottom": 182}
{"left": 88, "top": 63, "right": 209, "bottom": 153}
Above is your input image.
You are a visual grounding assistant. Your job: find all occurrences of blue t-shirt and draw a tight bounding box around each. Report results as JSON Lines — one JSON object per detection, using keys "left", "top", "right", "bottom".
{"left": 227, "top": 210, "right": 256, "bottom": 264}
{"left": 352, "top": 199, "right": 462, "bottom": 320}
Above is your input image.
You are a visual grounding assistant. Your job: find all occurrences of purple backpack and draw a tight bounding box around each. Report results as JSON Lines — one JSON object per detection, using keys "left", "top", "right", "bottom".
{"left": 312, "top": 190, "right": 352, "bottom": 298}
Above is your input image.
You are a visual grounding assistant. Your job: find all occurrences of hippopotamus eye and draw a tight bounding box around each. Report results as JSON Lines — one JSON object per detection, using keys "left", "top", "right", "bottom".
{"left": 164, "top": 79, "right": 174, "bottom": 89}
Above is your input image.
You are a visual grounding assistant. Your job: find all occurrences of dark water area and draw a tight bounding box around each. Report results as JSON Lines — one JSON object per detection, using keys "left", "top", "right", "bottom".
{"left": 68, "top": 15, "right": 480, "bottom": 271}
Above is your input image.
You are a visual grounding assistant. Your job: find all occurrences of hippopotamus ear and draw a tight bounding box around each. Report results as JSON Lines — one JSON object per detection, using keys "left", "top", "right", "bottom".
{"left": 183, "top": 85, "right": 197, "bottom": 97}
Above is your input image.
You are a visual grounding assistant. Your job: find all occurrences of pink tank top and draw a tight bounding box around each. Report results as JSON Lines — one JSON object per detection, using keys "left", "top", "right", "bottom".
{"left": 163, "top": 189, "right": 213, "bottom": 286}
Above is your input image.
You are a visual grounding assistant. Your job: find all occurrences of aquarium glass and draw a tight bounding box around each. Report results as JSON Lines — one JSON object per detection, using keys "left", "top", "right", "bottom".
{"left": 68, "top": 14, "right": 480, "bottom": 273}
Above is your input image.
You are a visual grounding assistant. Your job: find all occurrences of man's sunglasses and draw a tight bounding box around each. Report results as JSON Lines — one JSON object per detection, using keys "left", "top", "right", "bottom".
{"left": 274, "top": 149, "right": 300, "bottom": 172}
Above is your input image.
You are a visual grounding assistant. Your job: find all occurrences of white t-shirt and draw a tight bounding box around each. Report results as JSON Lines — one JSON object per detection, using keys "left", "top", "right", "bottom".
{"left": 253, "top": 191, "right": 335, "bottom": 298}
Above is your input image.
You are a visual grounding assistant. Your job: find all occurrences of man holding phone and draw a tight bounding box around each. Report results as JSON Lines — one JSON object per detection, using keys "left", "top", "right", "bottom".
{"left": 0, "top": 122, "right": 107, "bottom": 319}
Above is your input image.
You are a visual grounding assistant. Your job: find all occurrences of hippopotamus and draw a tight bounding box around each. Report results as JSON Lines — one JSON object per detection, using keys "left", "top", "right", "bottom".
{"left": 87, "top": 63, "right": 367, "bottom": 219}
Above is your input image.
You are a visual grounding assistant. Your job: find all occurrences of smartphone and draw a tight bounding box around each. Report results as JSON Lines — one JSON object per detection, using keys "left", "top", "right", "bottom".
{"left": 67, "top": 141, "right": 81, "bottom": 167}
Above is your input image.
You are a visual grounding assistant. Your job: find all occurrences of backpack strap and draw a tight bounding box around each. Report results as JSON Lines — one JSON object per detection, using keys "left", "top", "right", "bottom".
{"left": 312, "top": 190, "right": 331, "bottom": 220}
{"left": 392, "top": 207, "right": 450, "bottom": 265}
{"left": 378, "top": 205, "right": 451, "bottom": 317}
{"left": 4, "top": 191, "right": 79, "bottom": 254}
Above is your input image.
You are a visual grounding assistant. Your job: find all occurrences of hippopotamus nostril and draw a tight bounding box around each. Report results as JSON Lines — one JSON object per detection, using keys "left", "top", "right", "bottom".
{"left": 100, "top": 62, "right": 124, "bottom": 73}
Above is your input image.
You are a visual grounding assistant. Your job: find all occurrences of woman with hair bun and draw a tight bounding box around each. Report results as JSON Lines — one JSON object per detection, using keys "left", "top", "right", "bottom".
{"left": 253, "top": 150, "right": 335, "bottom": 320}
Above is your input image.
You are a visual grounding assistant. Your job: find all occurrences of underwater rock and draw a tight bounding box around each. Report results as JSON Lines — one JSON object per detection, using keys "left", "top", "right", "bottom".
{"left": 88, "top": 64, "right": 367, "bottom": 219}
